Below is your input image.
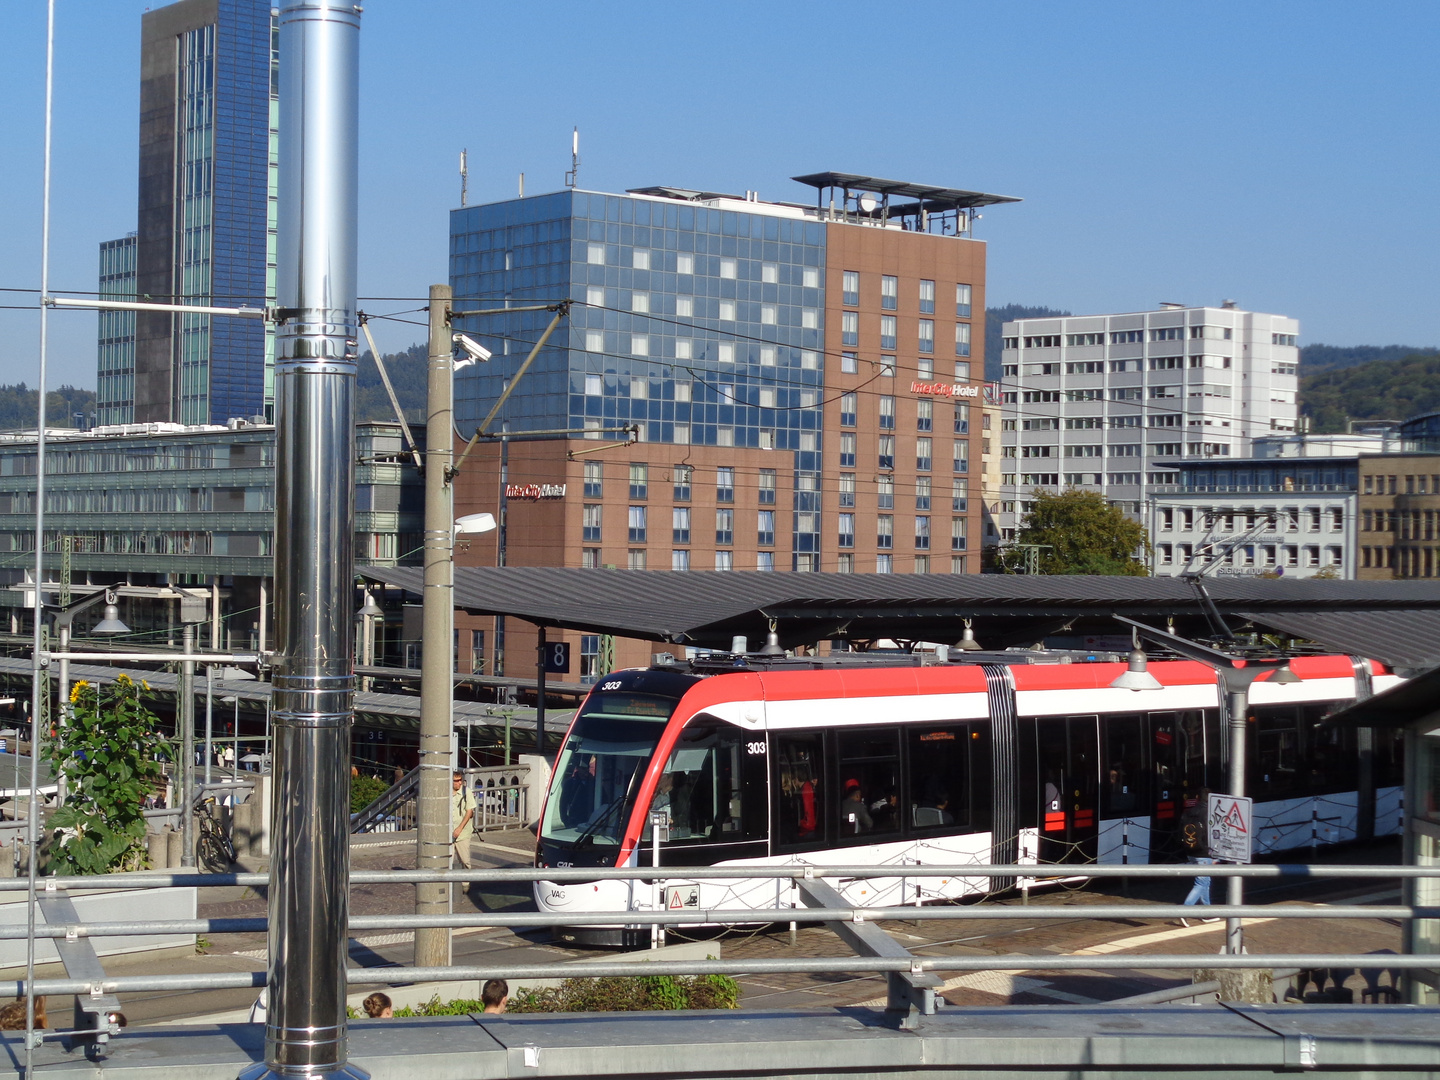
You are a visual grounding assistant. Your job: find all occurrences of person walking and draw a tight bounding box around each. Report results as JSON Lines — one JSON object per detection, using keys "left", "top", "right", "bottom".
{"left": 1178, "top": 791, "right": 1219, "bottom": 927}
{"left": 451, "top": 771, "right": 476, "bottom": 868}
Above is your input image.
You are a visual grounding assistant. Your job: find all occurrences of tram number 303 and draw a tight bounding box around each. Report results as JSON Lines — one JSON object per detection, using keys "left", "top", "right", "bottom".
{"left": 745, "top": 741, "right": 766, "bottom": 756}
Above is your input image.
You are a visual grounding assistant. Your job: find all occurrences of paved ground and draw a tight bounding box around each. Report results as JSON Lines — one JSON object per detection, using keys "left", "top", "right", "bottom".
{"left": 80, "top": 831, "right": 1408, "bottom": 1025}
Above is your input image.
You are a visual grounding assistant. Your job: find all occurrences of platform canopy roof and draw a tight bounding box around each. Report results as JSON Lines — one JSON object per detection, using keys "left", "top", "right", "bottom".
{"left": 358, "top": 567, "right": 1440, "bottom": 668}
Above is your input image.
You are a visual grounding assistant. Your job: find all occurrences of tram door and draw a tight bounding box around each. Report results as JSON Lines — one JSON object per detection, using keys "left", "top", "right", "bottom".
{"left": 1035, "top": 716, "right": 1100, "bottom": 863}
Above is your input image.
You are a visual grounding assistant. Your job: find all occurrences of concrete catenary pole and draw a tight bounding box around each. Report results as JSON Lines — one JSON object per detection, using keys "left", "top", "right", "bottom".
{"left": 180, "top": 622, "right": 196, "bottom": 867}
{"left": 415, "top": 284, "right": 455, "bottom": 967}
{"left": 242, "top": 2, "right": 367, "bottom": 1077}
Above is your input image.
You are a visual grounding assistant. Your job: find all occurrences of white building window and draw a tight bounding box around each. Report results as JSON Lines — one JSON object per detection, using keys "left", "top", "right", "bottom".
{"left": 719, "top": 300, "right": 737, "bottom": 321}
{"left": 719, "top": 258, "right": 737, "bottom": 279}
{"left": 586, "top": 285, "right": 604, "bottom": 306}
{"left": 584, "top": 331, "right": 603, "bottom": 353}
{"left": 630, "top": 335, "right": 650, "bottom": 356}
{"left": 632, "top": 292, "right": 649, "bottom": 313}
{"left": 676, "top": 253, "right": 694, "bottom": 275}
{"left": 585, "top": 374, "right": 602, "bottom": 396}
{"left": 632, "top": 249, "right": 650, "bottom": 269}
{"left": 586, "top": 242, "right": 605, "bottom": 265}
{"left": 676, "top": 296, "right": 694, "bottom": 318}
{"left": 761, "top": 304, "right": 777, "bottom": 325}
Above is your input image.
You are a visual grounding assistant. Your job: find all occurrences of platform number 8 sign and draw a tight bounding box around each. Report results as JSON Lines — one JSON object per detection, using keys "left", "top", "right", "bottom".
{"left": 543, "top": 641, "right": 571, "bottom": 674}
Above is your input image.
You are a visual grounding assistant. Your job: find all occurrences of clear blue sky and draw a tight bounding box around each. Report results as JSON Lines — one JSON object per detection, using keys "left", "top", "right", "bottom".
{"left": 1, "top": 0, "right": 1436, "bottom": 390}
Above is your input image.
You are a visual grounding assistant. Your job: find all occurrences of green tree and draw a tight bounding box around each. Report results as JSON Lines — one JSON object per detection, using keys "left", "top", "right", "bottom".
{"left": 42, "top": 674, "right": 171, "bottom": 874}
{"left": 1011, "top": 488, "right": 1150, "bottom": 576}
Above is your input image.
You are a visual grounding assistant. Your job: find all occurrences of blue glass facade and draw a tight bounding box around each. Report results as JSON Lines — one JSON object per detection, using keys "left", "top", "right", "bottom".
{"left": 95, "top": 235, "right": 137, "bottom": 426}
{"left": 450, "top": 190, "right": 828, "bottom": 566}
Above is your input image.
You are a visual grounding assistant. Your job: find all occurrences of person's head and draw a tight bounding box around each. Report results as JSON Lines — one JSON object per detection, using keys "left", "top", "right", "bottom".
{"left": 362, "top": 992, "right": 392, "bottom": 1019}
{"left": 452, "top": 772, "right": 465, "bottom": 791}
{"left": 844, "top": 778, "right": 861, "bottom": 800}
{"left": 481, "top": 979, "right": 509, "bottom": 1014}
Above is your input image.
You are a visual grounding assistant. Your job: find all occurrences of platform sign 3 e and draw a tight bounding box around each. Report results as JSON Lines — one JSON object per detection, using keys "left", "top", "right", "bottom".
{"left": 1207, "top": 793, "right": 1253, "bottom": 864}
{"left": 666, "top": 885, "right": 700, "bottom": 911}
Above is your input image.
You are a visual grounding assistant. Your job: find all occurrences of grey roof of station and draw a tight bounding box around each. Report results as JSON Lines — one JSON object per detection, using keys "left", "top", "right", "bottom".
{"left": 358, "top": 567, "right": 1440, "bottom": 664}
{"left": 1237, "top": 609, "right": 1440, "bottom": 672}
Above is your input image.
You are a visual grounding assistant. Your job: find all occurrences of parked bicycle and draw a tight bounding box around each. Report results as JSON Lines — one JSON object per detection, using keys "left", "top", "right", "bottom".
{"left": 196, "top": 798, "right": 236, "bottom": 873}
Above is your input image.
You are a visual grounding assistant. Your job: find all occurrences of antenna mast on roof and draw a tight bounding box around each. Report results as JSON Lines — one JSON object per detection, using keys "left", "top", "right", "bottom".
{"left": 459, "top": 148, "right": 468, "bottom": 207}
{"left": 565, "top": 126, "right": 579, "bottom": 189}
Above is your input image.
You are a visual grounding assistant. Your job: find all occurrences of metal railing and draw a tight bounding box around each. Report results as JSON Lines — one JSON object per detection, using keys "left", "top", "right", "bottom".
{"left": 0, "top": 861, "right": 1432, "bottom": 1001}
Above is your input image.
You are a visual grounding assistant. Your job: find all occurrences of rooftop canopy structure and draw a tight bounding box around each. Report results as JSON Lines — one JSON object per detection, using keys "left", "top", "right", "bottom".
{"left": 791, "top": 171, "right": 1022, "bottom": 235}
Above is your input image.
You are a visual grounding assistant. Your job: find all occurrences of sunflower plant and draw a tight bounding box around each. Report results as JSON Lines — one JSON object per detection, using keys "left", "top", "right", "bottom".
{"left": 42, "top": 674, "right": 172, "bottom": 874}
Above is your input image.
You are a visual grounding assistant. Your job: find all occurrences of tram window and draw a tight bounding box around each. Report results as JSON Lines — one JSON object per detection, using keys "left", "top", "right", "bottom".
{"left": 907, "top": 724, "right": 971, "bottom": 831}
{"left": 836, "top": 729, "right": 901, "bottom": 839}
{"left": 651, "top": 718, "right": 763, "bottom": 844}
{"left": 1301, "top": 702, "right": 1356, "bottom": 795}
{"left": 1376, "top": 728, "right": 1405, "bottom": 789}
{"left": 774, "top": 732, "right": 826, "bottom": 848}
{"left": 1252, "top": 706, "right": 1302, "bottom": 800}
{"left": 1103, "top": 714, "right": 1145, "bottom": 818}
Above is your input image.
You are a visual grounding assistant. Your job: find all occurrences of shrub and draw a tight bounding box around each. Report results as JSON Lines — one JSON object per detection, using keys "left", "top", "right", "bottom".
{"left": 353, "top": 971, "right": 741, "bottom": 1018}
{"left": 350, "top": 774, "right": 389, "bottom": 814}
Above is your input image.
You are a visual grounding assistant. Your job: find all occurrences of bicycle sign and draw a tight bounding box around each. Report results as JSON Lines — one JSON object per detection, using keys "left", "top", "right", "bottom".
{"left": 1207, "top": 793, "right": 1253, "bottom": 863}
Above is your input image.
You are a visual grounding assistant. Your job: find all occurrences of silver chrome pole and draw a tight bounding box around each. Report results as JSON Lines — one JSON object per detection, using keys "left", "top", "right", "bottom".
{"left": 244, "top": 2, "right": 365, "bottom": 1078}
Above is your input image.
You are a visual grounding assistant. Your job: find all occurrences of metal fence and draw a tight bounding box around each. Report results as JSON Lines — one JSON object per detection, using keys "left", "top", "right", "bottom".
{"left": 0, "top": 861, "right": 1434, "bottom": 1000}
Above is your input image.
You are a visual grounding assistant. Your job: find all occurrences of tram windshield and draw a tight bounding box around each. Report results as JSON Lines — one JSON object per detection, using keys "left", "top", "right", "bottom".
{"left": 540, "top": 690, "right": 677, "bottom": 849}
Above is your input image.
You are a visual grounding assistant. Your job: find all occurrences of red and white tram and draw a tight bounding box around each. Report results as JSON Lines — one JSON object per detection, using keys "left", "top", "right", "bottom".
{"left": 534, "top": 653, "right": 1402, "bottom": 944}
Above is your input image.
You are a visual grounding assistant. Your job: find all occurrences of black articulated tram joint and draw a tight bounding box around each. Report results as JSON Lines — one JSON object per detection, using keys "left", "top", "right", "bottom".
{"left": 981, "top": 664, "right": 1020, "bottom": 891}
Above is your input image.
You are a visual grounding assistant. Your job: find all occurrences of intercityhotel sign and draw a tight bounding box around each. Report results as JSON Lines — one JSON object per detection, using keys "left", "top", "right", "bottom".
{"left": 911, "top": 380, "right": 981, "bottom": 399}
{"left": 506, "top": 483, "right": 567, "bottom": 501}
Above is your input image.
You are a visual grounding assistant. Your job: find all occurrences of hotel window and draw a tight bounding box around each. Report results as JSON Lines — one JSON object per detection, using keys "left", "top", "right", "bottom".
{"left": 759, "top": 388, "right": 777, "bottom": 408}
{"left": 762, "top": 262, "right": 778, "bottom": 283}
{"left": 719, "top": 301, "right": 737, "bottom": 322}
{"left": 627, "top": 549, "right": 647, "bottom": 570}
{"left": 842, "top": 270, "right": 859, "bottom": 306}
{"left": 879, "top": 435, "right": 895, "bottom": 471}
{"left": 951, "top": 478, "right": 967, "bottom": 511}
{"left": 954, "top": 404, "right": 969, "bottom": 434}
{"left": 919, "top": 279, "right": 935, "bottom": 314}
{"left": 916, "top": 476, "right": 932, "bottom": 510}
{"left": 841, "top": 352, "right": 858, "bottom": 374}
{"left": 757, "top": 551, "right": 775, "bottom": 571}
{"left": 671, "top": 549, "right": 690, "bottom": 571}
{"left": 585, "top": 330, "right": 603, "bottom": 352}
{"left": 801, "top": 350, "right": 819, "bottom": 369}
{"left": 879, "top": 395, "right": 896, "bottom": 430}
{"left": 760, "top": 346, "right": 776, "bottom": 366}
{"left": 880, "top": 315, "right": 897, "bottom": 350}
{"left": 718, "top": 343, "right": 735, "bottom": 364}
{"left": 802, "top": 309, "right": 819, "bottom": 329}
{"left": 916, "top": 356, "right": 934, "bottom": 378}
{"left": 672, "top": 507, "right": 690, "bottom": 544}
{"left": 917, "top": 399, "right": 933, "bottom": 432}
{"left": 803, "top": 267, "right": 820, "bottom": 288}
{"left": 918, "top": 319, "right": 935, "bottom": 354}
{"left": 758, "top": 468, "right": 776, "bottom": 504}
{"left": 838, "top": 513, "right": 855, "bottom": 548}
{"left": 837, "top": 553, "right": 855, "bottom": 573}
{"left": 673, "top": 465, "right": 691, "bottom": 502}
{"left": 630, "top": 377, "right": 648, "bottom": 399}
{"left": 582, "top": 505, "right": 602, "bottom": 542}
{"left": 630, "top": 334, "right": 649, "bottom": 356}
{"left": 953, "top": 444, "right": 968, "bottom": 474}
{"left": 716, "top": 467, "right": 734, "bottom": 503}
{"left": 627, "top": 506, "right": 647, "bottom": 543}
{"left": 585, "top": 373, "right": 602, "bottom": 396}
{"left": 916, "top": 437, "right": 933, "bottom": 472}
{"left": 761, "top": 304, "right": 777, "bottom": 325}
{"left": 955, "top": 283, "right": 972, "bottom": 318}
{"left": 877, "top": 475, "right": 894, "bottom": 509}
{"left": 581, "top": 548, "right": 600, "bottom": 569}
{"left": 676, "top": 296, "right": 694, "bottom": 318}
{"left": 673, "top": 424, "right": 690, "bottom": 444}
{"left": 632, "top": 249, "right": 650, "bottom": 269}
{"left": 586, "top": 242, "right": 605, "bottom": 264}
{"left": 951, "top": 517, "right": 967, "bottom": 551}
{"left": 877, "top": 554, "right": 893, "bottom": 573}
{"left": 629, "top": 463, "right": 648, "bottom": 499}
{"left": 880, "top": 356, "right": 896, "bottom": 378}
{"left": 583, "top": 461, "right": 603, "bottom": 497}
{"left": 839, "top": 433, "right": 857, "bottom": 468}
{"left": 631, "top": 292, "right": 649, "bottom": 313}
{"left": 881, "top": 275, "right": 898, "bottom": 310}
{"left": 915, "top": 516, "right": 931, "bottom": 550}
{"left": 842, "top": 311, "right": 858, "bottom": 346}
{"left": 955, "top": 322, "right": 971, "bottom": 357}
{"left": 955, "top": 360, "right": 970, "bottom": 380}
{"left": 757, "top": 510, "right": 775, "bottom": 547}
{"left": 839, "top": 473, "right": 855, "bottom": 508}
{"left": 840, "top": 392, "right": 857, "bottom": 427}
{"left": 586, "top": 285, "right": 604, "bottom": 307}
{"left": 719, "top": 258, "right": 737, "bottom": 279}
{"left": 676, "top": 253, "right": 694, "bottom": 275}
{"left": 715, "top": 550, "right": 733, "bottom": 571}
{"left": 877, "top": 515, "right": 894, "bottom": 549}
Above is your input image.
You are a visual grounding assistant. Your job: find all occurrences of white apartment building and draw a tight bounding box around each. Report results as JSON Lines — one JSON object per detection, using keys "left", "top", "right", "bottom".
{"left": 996, "top": 302, "right": 1299, "bottom": 540}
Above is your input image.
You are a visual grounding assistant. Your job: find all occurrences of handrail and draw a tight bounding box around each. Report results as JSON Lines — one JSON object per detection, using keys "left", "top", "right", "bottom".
{"left": 349, "top": 766, "right": 418, "bottom": 833}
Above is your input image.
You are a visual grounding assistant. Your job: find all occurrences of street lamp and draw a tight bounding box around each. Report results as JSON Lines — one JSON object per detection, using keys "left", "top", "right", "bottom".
{"left": 1109, "top": 630, "right": 1163, "bottom": 692}
{"left": 1114, "top": 615, "right": 1302, "bottom": 955}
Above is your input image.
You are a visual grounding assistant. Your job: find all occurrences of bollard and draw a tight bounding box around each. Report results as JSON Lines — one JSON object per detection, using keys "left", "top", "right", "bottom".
{"left": 166, "top": 827, "right": 184, "bottom": 869}
{"left": 148, "top": 830, "right": 168, "bottom": 869}
{"left": 233, "top": 801, "right": 253, "bottom": 857}
{"left": 1198, "top": 966, "right": 1274, "bottom": 1004}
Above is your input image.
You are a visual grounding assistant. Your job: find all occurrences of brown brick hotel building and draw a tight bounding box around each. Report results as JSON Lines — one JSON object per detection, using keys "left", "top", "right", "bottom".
{"left": 447, "top": 173, "right": 1019, "bottom": 677}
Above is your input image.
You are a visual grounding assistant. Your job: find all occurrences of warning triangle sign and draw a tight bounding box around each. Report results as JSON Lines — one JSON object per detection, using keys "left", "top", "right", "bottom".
{"left": 668, "top": 891, "right": 685, "bottom": 910}
{"left": 1221, "top": 802, "right": 1248, "bottom": 833}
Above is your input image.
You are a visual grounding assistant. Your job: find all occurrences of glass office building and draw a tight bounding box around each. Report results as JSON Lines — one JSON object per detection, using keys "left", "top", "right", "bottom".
{"left": 95, "top": 235, "right": 137, "bottom": 427}
{"left": 106, "top": 0, "right": 278, "bottom": 427}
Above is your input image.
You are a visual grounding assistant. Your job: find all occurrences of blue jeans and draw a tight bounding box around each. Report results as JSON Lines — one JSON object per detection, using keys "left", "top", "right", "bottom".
{"left": 1184, "top": 857, "right": 1214, "bottom": 906}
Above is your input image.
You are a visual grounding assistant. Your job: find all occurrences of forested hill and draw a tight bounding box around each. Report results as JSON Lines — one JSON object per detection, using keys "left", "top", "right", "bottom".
{"left": 984, "top": 305, "right": 1072, "bottom": 379}
{"left": 358, "top": 342, "right": 426, "bottom": 424}
{"left": 0, "top": 384, "right": 96, "bottom": 430}
{"left": 1301, "top": 354, "right": 1440, "bottom": 433}
{"left": 1300, "top": 343, "right": 1439, "bottom": 375}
